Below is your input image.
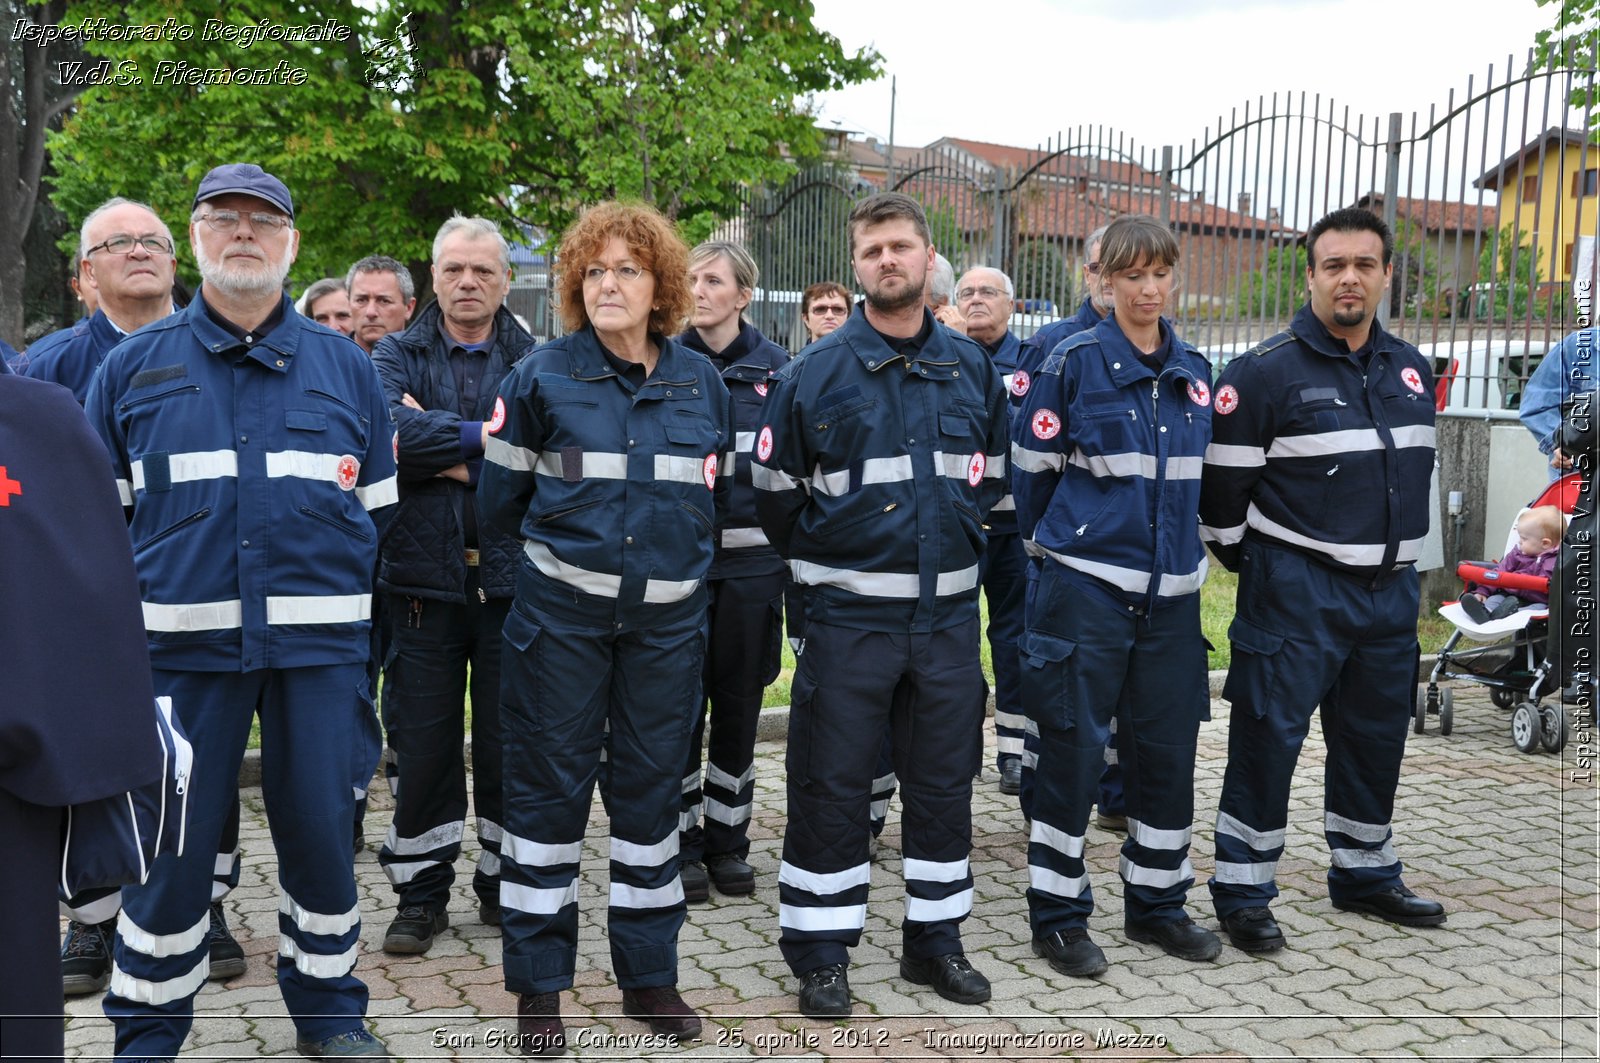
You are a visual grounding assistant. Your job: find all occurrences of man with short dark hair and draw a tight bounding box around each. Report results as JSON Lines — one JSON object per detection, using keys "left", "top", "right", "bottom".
{"left": 1201, "top": 207, "right": 1444, "bottom": 954}
{"left": 754, "top": 192, "right": 1009, "bottom": 1018}
{"left": 87, "top": 163, "right": 395, "bottom": 1060}
{"left": 302, "top": 277, "right": 355, "bottom": 336}
{"left": 347, "top": 255, "right": 418, "bottom": 355}
{"left": 371, "top": 215, "right": 534, "bottom": 956}
{"left": 26, "top": 198, "right": 178, "bottom": 402}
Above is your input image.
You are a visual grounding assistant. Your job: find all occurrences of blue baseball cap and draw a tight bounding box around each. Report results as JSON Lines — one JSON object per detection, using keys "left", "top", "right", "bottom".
{"left": 193, "top": 163, "right": 294, "bottom": 220}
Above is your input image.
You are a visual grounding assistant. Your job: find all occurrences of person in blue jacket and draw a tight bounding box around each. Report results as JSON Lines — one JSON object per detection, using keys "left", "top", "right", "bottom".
{"left": 955, "top": 266, "right": 1030, "bottom": 800}
{"left": 85, "top": 163, "right": 396, "bottom": 1061}
{"left": 480, "top": 202, "right": 734, "bottom": 1056}
{"left": 1520, "top": 324, "right": 1597, "bottom": 479}
{"left": 0, "top": 372, "right": 167, "bottom": 1062}
{"left": 1011, "top": 223, "right": 1127, "bottom": 834}
{"left": 1012, "top": 214, "right": 1219, "bottom": 979}
{"left": 1200, "top": 208, "right": 1444, "bottom": 953}
{"left": 753, "top": 192, "right": 1009, "bottom": 1019}
{"left": 674, "top": 240, "right": 789, "bottom": 902}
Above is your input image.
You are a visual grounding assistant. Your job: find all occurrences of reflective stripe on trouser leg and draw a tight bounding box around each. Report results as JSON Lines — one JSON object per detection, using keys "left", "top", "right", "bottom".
{"left": 779, "top": 623, "right": 903, "bottom": 975}
{"left": 499, "top": 600, "right": 702, "bottom": 993}
{"left": 1115, "top": 593, "right": 1206, "bottom": 925}
{"left": 259, "top": 664, "right": 373, "bottom": 1041}
{"left": 107, "top": 670, "right": 257, "bottom": 1060}
{"left": 211, "top": 798, "right": 242, "bottom": 902}
{"left": 984, "top": 532, "right": 1029, "bottom": 765}
{"left": 692, "top": 571, "right": 784, "bottom": 860}
{"left": 895, "top": 621, "right": 985, "bottom": 961}
{"left": 1320, "top": 569, "right": 1419, "bottom": 903}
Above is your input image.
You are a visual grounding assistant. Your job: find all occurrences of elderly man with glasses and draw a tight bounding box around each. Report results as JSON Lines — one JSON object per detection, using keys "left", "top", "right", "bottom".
{"left": 85, "top": 164, "right": 397, "bottom": 1060}
{"left": 24, "top": 198, "right": 178, "bottom": 403}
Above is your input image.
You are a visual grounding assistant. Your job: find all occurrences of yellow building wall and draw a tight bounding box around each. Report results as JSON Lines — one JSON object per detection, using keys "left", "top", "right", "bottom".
{"left": 1495, "top": 145, "right": 1599, "bottom": 282}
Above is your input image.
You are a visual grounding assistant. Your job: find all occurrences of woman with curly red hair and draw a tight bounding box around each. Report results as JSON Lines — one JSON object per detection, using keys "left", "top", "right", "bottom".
{"left": 480, "top": 202, "right": 735, "bottom": 1055}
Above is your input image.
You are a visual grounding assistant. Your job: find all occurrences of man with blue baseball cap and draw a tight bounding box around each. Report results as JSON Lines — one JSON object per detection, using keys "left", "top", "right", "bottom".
{"left": 87, "top": 163, "right": 397, "bottom": 1060}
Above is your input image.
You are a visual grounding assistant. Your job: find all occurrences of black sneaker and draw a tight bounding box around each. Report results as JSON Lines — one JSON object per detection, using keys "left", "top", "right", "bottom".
{"left": 207, "top": 902, "right": 247, "bottom": 980}
{"left": 61, "top": 919, "right": 114, "bottom": 996}
{"left": 797, "top": 963, "right": 851, "bottom": 1018}
{"left": 1031, "top": 927, "right": 1108, "bottom": 977}
{"left": 1459, "top": 595, "right": 1493, "bottom": 624}
{"left": 382, "top": 904, "right": 448, "bottom": 954}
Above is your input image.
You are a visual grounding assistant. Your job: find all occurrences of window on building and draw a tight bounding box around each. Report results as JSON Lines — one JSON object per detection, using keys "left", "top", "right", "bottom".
{"left": 1572, "top": 168, "right": 1599, "bottom": 198}
{"left": 1523, "top": 174, "right": 1539, "bottom": 203}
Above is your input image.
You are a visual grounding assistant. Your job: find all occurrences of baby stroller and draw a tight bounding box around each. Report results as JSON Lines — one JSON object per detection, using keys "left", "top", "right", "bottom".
{"left": 1418, "top": 472, "right": 1582, "bottom": 752}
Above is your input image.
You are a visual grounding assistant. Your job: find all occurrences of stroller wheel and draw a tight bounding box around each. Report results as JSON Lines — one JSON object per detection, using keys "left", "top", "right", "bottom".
{"left": 1539, "top": 704, "right": 1568, "bottom": 753}
{"left": 1415, "top": 687, "right": 1434, "bottom": 734}
{"left": 1439, "top": 688, "right": 1453, "bottom": 736}
{"left": 1490, "top": 687, "right": 1517, "bottom": 711}
{"left": 1511, "top": 703, "right": 1542, "bottom": 753}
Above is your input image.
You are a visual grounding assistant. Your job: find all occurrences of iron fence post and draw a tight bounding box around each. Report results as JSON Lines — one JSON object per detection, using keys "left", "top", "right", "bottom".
{"left": 1380, "top": 111, "right": 1403, "bottom": 328}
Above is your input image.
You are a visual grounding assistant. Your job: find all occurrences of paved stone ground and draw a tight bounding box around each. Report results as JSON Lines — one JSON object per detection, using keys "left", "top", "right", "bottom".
{"left": 64, "top": 682, "right": 1599, "bottom": 1061}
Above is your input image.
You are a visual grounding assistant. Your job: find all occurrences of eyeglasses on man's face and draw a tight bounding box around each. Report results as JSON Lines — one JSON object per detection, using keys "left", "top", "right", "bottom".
{"left": 956, "top": 285, "right": 1008, "bottom": 302}
{"left": 86, "top": 234, "right": 175, "bottom": 257}
{"left": 196, "top": 210, "right": 292, "bottom": 235}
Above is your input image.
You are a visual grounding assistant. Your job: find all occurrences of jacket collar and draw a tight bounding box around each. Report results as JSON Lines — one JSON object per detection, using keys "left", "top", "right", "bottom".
{"left": 394, "top": 299, "right": 534, "bottom": 362}
{"left": 679, "top": 320, "right": 780, "bottom": 382}
{"left": 1291, "top": 304, "right": 1409, "bottom": 362}
{"left": 184, "top": 292, "right": 302, "bottom": 372}
{"left": 566, "top": 326, "right": 699, "bottom": 387}
{"left": 1092, "top": 315, "right": 1205, "bottom": 389}
{"left": 835, "top": 306, "right": 963, "bottom": 377}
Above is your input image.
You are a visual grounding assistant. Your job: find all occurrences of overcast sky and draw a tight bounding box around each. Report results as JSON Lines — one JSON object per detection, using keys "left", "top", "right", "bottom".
{"left": 806, "top": 0, "right": 1563, "bottom": 153}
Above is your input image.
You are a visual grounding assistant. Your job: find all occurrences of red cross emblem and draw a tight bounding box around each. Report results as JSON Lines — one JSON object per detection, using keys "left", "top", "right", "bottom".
{"left": 1010, "top": 370, "right": 1031, "bottom": 397}
{"left": 1215, "top": 385, "right": 1239, "bottom": 415}
{"left": 1401, "top": 367, "right": 1425, "bottom": 394}
{"left": 702, "top": 452, "right": 718, "bottom": 490}
{"left": 1188, "top": 380, "right": 1211, "bottom": 407}
{"left": 967, "top": 451, "right": 986, "bottom": 486}
{"left": 0, "top": 466, "right": 20, "bottom": 506}
{"left": 756, "top": 425, "right": 774, "bottom": 462}
{"left": 754, "top": 381, "right": 768, "bottom": 398}
{"left": 488, "top": 396, "right": 507, "bottom": 434}
{"left": 336, "top": 455, "right": 360, "bottom": 491}
{"left": 1031, "top": 408, "right": 1061, "bottom": 440}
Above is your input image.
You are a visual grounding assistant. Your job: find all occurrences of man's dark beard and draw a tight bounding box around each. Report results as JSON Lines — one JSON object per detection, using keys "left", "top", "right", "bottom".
{"left": 864, "top": 278, "right": 923, "bottom": 314}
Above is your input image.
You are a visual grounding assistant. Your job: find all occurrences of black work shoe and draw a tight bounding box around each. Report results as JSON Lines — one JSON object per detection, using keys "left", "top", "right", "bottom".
{"left": 679, "top": 860, "right": 709, "bottom": 903}
{"left": 1125, "top": 916, "right": 1222, "bottom": 961}
{"left": 206, "top": 902, "right": 247, "bottom": 980}
{"left": 705, "top": 853, "right": 755, "bottom": 896}
{"left": 478, "top": 898, "right": 502, "bottom": 927}
{"left": 1333, "top": 885, "right": 1447, "bottom": 927}
{"left": 515, "top": 992, "right": 566, "bottom": 1056}
{"left": 999, "top": 758, "right": 1022, "bottom": 795}
{"left": 621, "top": 985, "right": 702, "bottom": 1038}
{"left": 382, "top": 904, "right": 448, "bottom": 954}
{"left": 797, "top": 962, "right": 851, "bottom": 1018}
{"left": 1031, "top": 928, "right": 1108, "bottom": 978}
{"left": 295, "top": 1027, "right": 388, "bottom": 1058}
{"left": 61, "top": 918, "right": 114, "bottom": 996}
{"left": 899, "top": 952, "right": 992, "bottom": 1004}
{"left": 352, "top": 823, "right": 366, "bottom": 856}
{"left": 1220, "top": 907, "right": 1286, "bottom": 952}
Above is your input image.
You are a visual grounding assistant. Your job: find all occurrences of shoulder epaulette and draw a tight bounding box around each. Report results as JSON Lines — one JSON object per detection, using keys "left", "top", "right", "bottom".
{"left": 1041, "top": 352, "right": 1067, "bottom": 376}
{"left": 1246, "top": 329, "right": 1297, "bottom": 358}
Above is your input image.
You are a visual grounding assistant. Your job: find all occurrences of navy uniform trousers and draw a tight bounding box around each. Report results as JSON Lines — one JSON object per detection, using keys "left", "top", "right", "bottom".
{"left": 1018, "top": 561, "right": 1125, "bottom": 823}
{"left": 106, "top": 664, "right": 380, "bottom": 1059}
{"left": 680, "top": 569, "right": 786, "bottom": 863}
{"left": 984, "top": 531, "right": 1029, "bottom": 772}
{"left": 1209, "top": 539, "right": 1420, "bottom": 917}
{"left": 498, "top": 588, "right": 705, "bottom": 994}
{"left": 378, "top": 568, "right": 507, "bottom": 912}
{"left": 1021, "top": 564, "right": 1208, "bottom": 936}
{"left": 778, "top": 618, "right": 986, "bottom": 976}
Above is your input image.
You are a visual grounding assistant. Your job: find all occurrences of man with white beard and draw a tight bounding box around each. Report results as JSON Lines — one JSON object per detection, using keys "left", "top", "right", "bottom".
{"left": 85, "top": 164, "right": 398, "bottom": 1060}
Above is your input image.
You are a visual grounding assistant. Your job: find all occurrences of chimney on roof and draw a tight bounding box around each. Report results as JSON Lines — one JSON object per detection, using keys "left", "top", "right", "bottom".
{"left": 1237, "top": 192, "right": 1252, "bottom": 214}
{"left": 1268, "top": 207, "right": 1282, "bottom": 226}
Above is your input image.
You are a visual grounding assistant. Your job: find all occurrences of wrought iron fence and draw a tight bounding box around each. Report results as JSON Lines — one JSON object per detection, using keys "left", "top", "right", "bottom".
{"left": 729, "top": 50, "right": 1597, "bottom": 410}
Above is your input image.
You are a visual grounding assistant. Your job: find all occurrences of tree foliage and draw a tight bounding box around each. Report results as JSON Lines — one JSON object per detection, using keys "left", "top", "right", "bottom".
{"left": 1532, "top": 0, "right": 1598, "bottom": 116}
{"left": 46, "top": 0, "right": 879, "bottom": 306}
{"left": 1235, "top": 242, "right": 1308, "bottom": 319}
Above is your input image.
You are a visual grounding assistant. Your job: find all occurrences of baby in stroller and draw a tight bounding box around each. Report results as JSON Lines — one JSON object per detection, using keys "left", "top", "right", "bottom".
{"left": 1458, "top": 504, "right": 1563, "bottom": 623}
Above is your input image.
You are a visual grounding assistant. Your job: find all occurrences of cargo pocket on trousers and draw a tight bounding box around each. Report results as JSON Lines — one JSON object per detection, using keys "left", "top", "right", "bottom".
{"left": 1222, "top": 616, "right": 1286, "bottom": 720}
{"left": 1019, "top": 631, "right": 1077, "bottom": 732}
{"left": 760, "top": 592, "right": 785, "bottom": 687}
{"left": 500, "top": 605, "right": 544, "bottom": 731}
